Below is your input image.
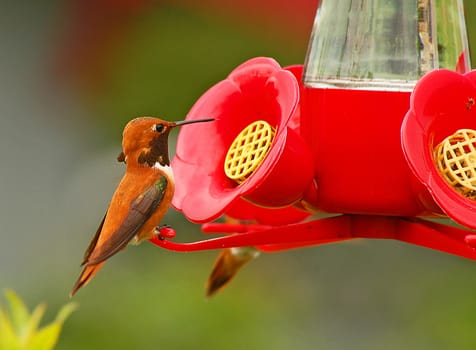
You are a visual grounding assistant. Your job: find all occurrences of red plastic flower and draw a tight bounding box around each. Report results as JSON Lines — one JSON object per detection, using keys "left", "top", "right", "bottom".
{"left": 171, "top": 57, "right": 313, "bottom": 224}
{"left": 402, "top": 69, "right": 476, "bottom": 229}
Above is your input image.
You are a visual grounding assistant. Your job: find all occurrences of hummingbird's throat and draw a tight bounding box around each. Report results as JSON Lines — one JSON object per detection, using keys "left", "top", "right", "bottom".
{"left": 138, "top": 133, "right": 171, "bottom": 167}
{"left": 224, "top": 120, "right": 275, "bottom": 184}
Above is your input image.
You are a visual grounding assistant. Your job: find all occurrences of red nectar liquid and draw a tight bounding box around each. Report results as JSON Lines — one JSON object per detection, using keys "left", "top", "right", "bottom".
{"left": 301, "top": 86, "right": 441, "bottom": 216}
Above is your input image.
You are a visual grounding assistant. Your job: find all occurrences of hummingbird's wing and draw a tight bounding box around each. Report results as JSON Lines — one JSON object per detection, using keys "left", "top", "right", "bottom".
{"left": 84, "top": 176, "right": 168, "bottom": 266}
{"left": 81, "top": 213, "right": 106, "bottom": 264}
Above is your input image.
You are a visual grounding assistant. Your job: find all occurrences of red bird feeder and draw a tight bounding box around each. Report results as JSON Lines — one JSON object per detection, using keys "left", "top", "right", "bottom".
{"left": 171, "top": 57, "right": 315, "bottom": 224}
{"left": 149, "top": 0, "right": 476, "bottom": 293}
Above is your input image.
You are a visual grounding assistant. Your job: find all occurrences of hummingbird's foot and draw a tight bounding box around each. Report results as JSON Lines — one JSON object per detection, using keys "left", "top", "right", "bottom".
{"left": 154, "top": 224, "right": 176, "bottom": 240}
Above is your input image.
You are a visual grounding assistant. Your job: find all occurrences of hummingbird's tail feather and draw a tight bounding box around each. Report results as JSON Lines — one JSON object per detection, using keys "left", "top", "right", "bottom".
{"left": 206, "top": 247, "right": 259, "bottom": 298}
{"left": 70, "top": 262, "right": 105, "bottom": 297}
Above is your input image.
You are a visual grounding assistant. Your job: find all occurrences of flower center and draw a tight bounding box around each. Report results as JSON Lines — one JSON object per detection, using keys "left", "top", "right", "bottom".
{"left": 224, "top": 120, "right": 276, "bottom": 184}
{"left": 435, "top": 129, "right": 476, "bottom": 199}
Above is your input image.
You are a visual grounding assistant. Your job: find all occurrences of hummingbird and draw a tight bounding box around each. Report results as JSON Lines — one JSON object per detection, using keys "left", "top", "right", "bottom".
{"left": 70, "top": 116, "right": 214, "bottom": 297}
{"left": 205, "top": 217, "right": 260, "bottom": 298}
{"left": 206, "top": 246, "right": 259, "bottom": 297}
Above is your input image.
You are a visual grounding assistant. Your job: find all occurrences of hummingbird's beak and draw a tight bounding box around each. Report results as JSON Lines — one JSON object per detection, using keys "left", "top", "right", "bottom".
{"left": 172, "top": 118, "right": 215, "bottom": 127}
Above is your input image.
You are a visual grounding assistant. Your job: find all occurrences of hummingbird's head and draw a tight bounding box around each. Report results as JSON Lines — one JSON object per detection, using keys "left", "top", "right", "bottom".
{"left": 120, "top": 117, "right": 213, "bottom": 168}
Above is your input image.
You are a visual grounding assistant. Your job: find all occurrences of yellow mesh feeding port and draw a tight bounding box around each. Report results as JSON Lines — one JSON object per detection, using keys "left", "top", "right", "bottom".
{"left": 435, "top": 129, "right": 476, "bottom": 199}
{"left": 224, "top": 120, "right": 276, "bottom": 184}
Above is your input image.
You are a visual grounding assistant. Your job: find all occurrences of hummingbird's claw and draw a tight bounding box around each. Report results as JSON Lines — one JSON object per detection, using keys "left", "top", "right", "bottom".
{"left": 154, "top": 224, "right": 176, "bottom": 239}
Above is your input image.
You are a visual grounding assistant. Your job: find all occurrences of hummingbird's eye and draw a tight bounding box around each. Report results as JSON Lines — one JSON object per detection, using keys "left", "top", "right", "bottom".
{"left": 154, "top": 124, "right": 165, "bottom": 133}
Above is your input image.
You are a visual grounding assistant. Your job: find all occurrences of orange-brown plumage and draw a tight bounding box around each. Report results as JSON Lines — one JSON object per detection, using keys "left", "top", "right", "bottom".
{"left": 71, "top": 116, "right": 213, "bottom": 296}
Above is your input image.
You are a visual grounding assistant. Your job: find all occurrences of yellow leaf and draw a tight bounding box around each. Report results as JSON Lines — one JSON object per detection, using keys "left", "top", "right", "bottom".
{"left": 4, "top": 289, "right": 30, "bottom": 338}
{"left": 28, "top": 323, "right": 61, "bottom": 350}
{"left": 0, "top": 308, "right": 21, "bottom": 350}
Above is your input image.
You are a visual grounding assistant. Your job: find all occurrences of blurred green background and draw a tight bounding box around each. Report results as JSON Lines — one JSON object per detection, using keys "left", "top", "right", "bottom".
{"left": 1, "top": 1, "right": 476, "bottom": 349}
